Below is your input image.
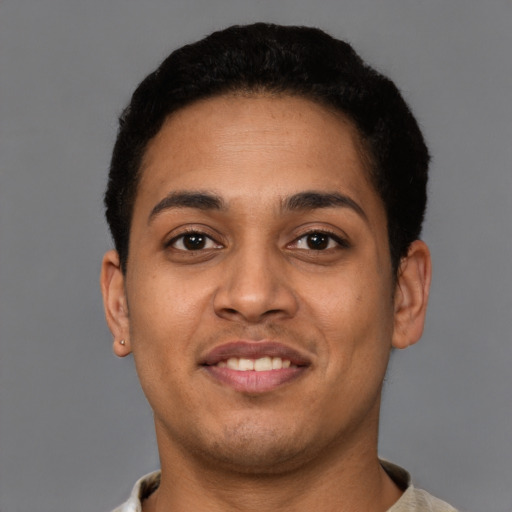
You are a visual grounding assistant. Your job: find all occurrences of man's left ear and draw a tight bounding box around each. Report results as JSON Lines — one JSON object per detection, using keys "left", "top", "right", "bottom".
{"left": 392, "top": 240, "right": 432, "bottom": 349}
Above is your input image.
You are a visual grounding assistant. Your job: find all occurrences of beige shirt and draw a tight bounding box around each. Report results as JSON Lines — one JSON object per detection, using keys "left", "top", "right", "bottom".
{"left": 111, "top": 461, "right": 458, "bottom": 512}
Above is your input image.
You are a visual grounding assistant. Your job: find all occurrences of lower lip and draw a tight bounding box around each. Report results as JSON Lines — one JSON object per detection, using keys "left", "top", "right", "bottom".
{"left": 202, "top": 366, "right": 307, "bottom": 393}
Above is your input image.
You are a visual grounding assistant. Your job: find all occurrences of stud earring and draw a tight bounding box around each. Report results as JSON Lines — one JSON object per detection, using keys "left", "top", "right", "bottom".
{"left": 120, "top": 339, "right": 126, "bottom": 346}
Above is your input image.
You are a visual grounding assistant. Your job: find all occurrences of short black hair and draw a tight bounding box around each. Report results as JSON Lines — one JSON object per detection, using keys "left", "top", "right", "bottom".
{"left": 105, "top": 23, "right": 429, "bottom": 274}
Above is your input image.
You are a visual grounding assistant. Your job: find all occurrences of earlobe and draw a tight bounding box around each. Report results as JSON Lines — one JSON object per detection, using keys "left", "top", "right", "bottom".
{"left": 392, "top": 240, "right": 432, "bottom": 349}
{"left": 113, "top": 337, "right": 131, "bottom": 357}
{"left": 100, "top": 250, "right": 132, "bottom": 357}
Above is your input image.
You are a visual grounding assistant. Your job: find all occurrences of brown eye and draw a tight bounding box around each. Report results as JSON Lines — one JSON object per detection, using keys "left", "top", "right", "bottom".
{"left": 292, "top": 231, "right": 347, "bottom": 251}
{"left": 170, "top": 232, "right": 222, "bottom": 251}
{"left": 306, "top": 233, "right": 330, "bottom": 250}
{"left": 182, "top": 233, "right": 206, "bottom": 250}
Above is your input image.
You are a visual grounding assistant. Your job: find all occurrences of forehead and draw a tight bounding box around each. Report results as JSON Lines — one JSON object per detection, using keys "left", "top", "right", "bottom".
{"left": 138, "top": 94, "right": 376, "bottom": 203}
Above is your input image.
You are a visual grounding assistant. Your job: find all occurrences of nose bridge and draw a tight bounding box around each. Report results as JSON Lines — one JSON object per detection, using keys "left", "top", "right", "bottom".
{"left": 214, "top": 233, "right": 297, "bottom": 322}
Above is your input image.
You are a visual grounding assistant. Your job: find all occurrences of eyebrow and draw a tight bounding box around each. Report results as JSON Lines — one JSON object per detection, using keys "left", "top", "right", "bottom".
{"left": 282, "top": 191, "right": 368, "bottom": 221}
{"left": 148, "top": 191, "right": 225, "bottom": 223}
{"left": 148, "top": 189, "right": 367, "bottom": 224}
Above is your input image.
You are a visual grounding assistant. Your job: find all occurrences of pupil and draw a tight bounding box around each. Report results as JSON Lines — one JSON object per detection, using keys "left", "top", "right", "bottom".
{"left": 184, "top": 234, "right": 205, "bottom": 250}
{"left": 307, "top": 233, "right": 329, "bottom": 250}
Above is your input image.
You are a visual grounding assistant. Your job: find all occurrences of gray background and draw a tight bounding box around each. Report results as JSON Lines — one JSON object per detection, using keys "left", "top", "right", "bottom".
{"left": 1, "top": 1, "right": 511, "bottom": 511}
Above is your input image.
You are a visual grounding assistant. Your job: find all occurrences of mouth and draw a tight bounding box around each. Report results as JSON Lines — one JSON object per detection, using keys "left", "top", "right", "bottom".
{"left": 200, "top": 341, "right": 311, "bottom": 394}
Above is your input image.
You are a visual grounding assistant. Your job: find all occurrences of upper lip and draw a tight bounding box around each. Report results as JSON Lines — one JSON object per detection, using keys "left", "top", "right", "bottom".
{"left": 201, "top": 341, "right": 312, "bottom": 367}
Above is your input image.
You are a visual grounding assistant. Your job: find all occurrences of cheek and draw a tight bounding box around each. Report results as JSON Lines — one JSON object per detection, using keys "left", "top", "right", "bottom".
{"left": 301, "top": 264, "right": 394, "bottom": 366}
{"left": 126, "top": 275, "right": 206, "bottom": 411}
{"left": 129, "top": 267, "right": 212, "bottom": 334}
{"left": 125, "top": 273, "right": 214, "bottom": 392}
{"left": 301, "top": 267, "right": 387, "bottom": 330}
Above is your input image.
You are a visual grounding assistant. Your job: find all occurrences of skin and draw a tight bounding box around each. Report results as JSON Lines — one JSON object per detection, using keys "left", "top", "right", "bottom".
{"left": 101, "top": 94, "right": 431, "bottom": 511}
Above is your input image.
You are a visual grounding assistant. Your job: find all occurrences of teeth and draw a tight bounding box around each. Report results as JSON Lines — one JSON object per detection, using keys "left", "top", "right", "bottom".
{"left": 272, "top": 357, "right": 282, "bottom": 369}
{"left": 239, "top": 358, "right": 254, "bottom": 371}
{"left": 219, "top": 357, "right": 293, "bottom": 371}
{"left": 254, "top": 357, "right": 272, "bottom": 371}
{"left": 226, "top": 357, "right": 239, "bottom": 370}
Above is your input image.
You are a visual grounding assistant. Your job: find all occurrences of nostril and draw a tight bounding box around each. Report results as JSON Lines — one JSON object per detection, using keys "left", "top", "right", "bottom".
{"left": 264, "top": 309, "right": 284, "bottom": 317}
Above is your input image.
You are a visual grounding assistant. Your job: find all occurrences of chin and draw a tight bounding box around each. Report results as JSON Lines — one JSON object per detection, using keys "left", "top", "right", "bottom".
{"left": 190, "top": 420, "right": 316, "bottom": 475}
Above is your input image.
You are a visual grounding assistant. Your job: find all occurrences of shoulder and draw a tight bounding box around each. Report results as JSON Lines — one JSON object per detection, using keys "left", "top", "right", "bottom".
{"left": 381, "top": 460, "right": 458, "bottom": 512}
{"left": 110, "top": 471, "right": 161, "bottom": 512}
{"left": 391, "top": 486, "right": 458, "bottom": 512}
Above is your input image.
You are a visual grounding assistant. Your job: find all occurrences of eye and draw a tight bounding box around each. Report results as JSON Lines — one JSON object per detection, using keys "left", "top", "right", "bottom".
{"left": 291, "top": 231, "right": 348, "bottom": 251}
{"left": 169, "top": 232, "right": 222, "bottom": 251}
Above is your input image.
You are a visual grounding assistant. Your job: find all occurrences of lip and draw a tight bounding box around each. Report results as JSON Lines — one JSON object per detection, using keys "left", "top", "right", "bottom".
{"left": 202, "top": 341, "right": 311, "bottom": 366}
{"left": 201, "top": 341, "right": 311, "bottom": 394}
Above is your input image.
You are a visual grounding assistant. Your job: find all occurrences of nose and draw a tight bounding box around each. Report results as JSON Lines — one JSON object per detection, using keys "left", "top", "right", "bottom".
{"left": 213, "top": 244, "right": 299, "bottom": 324}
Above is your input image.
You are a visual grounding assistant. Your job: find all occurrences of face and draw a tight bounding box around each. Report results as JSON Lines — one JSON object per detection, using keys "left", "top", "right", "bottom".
{"left": 102, "top": 94, "right": 427, "bottom": 474}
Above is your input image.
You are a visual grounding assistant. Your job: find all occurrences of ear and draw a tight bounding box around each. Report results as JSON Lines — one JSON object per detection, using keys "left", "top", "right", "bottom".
{"left": 392, "top": 240, "right": 432, "bottom": 349}
{"left": 100, "top": 250, "right": 131, "bottom": 357}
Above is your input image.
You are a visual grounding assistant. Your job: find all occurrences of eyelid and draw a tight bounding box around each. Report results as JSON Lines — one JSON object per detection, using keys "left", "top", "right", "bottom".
{"left": 164, "top": 226, "right": 224, "bottom": 250}
{"left": 288, "top": 228, "right": 350, "bottom": 250}
{"left": 163, "top": 225, "right": 349, "bottom": 252}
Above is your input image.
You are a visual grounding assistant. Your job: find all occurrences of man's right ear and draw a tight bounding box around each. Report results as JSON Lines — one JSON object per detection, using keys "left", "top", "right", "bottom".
{"left": 100, "top": 250, "right": 131, "bottom": 357}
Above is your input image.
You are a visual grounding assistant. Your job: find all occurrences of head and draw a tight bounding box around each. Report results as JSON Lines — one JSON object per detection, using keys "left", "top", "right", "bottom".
{"left": 105, "top": 23, "right": 429, "bottom": 276}
{"left": 101, "top": 24, "right": 431, "bottom": 477}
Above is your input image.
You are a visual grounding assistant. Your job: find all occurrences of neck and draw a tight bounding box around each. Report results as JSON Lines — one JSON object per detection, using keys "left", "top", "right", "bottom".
{"left": 143, "top": 419, "right": 402, "bottom": 512}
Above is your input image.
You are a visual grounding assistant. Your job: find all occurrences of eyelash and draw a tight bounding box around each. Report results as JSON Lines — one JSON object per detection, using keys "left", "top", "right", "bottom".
{"left": 166, "top": 229, "right": 349, "bottom": 252}
{"left": 289, "top": 230, "right": 350, "bottom": 251}
{"left": 166, "top": 229, "right": 222, "bottom": 251}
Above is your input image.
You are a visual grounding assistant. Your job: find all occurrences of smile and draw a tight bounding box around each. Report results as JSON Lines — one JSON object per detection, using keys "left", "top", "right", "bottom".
{"left": 216, "top": 356, "right": 294, "bottom": 371}
{"left": 201, "top": 341, "right": 310, "bottom": 393}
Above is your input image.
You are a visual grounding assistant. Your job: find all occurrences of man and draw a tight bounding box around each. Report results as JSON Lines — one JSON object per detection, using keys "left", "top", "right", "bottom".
{"left": 101, "top": 23, "right": 457, "bottom": 511}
